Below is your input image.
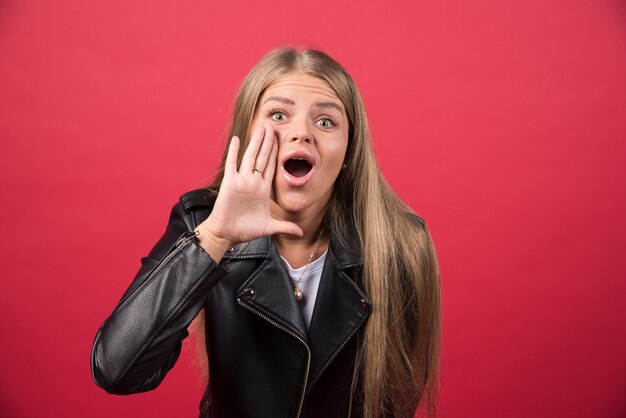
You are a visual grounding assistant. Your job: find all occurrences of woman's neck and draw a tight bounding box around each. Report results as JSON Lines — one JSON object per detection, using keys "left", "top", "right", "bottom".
{"left": 270, "top": 202, "right": 329, "bottom": 268}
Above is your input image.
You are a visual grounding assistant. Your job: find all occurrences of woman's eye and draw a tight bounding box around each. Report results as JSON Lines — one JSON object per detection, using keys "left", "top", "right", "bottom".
{"left": 269, "top": 111, "right": 286, "bottom": 122}
{"left": 317, "top": 118, "right": 335, "bottom": 128}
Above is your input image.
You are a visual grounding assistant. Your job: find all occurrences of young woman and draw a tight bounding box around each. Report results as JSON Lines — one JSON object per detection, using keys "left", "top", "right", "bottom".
{"left": 91, "top": 47, "right": 441, "bottom": 418}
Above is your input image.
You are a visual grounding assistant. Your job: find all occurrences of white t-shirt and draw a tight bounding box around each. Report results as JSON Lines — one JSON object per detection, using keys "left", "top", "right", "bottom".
{"left": 280, "top": 249, "right": 328, "bottom": 330}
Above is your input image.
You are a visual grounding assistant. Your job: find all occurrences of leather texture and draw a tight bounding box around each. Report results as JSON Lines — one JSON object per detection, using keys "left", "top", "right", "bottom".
{"left": 91, "top": 189, "right": 377, "bottom": 418}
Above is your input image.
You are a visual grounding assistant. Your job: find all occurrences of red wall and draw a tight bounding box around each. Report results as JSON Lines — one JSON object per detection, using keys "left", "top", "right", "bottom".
{"left": 1, "top": 1, "right": 625, "bottom": 417}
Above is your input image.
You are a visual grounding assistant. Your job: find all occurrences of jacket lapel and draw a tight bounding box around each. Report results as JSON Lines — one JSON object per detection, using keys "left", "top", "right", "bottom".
{"left": 234, "top": 238, "right": 308, "bottom": 342}
{"left": 306, "top": 234, "right": 370, "bottom": 391}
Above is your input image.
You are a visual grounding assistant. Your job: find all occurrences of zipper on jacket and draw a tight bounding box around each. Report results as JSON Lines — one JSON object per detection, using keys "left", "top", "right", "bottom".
{"left": 146, "top": 230, "right": 199, "bottom": 282}
{"left": 174, "top": 230, "right": 200, "bottom": 248}
{"left": 117, "top": 230, "right": 199, "bottom": 310}
{"left": 237, "top": 299, "right": 311, "bottom": 418}
{"left": 151, "top": 230, "right": 199, "bottom": 275}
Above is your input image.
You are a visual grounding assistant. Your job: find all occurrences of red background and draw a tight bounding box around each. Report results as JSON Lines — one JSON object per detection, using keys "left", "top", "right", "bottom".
{"left": 1, "top": 1, "right": 625, "bottom": 417}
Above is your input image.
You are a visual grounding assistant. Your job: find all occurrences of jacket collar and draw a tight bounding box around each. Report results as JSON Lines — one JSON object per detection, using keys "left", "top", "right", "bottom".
{"left": 223, "top": 231, "right": 362, "bottom": 269}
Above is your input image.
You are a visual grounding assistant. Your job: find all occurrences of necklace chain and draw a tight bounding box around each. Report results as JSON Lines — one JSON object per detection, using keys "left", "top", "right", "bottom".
{"left": 292, "top": 228, "right": 324, "bottom": 302}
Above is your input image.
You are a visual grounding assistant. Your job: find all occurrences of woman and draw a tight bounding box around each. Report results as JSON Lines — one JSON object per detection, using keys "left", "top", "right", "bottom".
{"left": 91, "top": 47, "right": 441, "bottom": 418}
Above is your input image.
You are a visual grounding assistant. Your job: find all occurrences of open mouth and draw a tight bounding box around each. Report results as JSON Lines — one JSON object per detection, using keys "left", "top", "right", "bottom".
{"left": 283, "top": 157, "right": 313, "bottom": 178}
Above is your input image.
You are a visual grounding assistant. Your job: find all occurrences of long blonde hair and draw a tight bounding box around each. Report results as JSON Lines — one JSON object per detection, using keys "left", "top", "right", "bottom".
{"left": 193, "top": 47, "right": 441, "bottom": 417}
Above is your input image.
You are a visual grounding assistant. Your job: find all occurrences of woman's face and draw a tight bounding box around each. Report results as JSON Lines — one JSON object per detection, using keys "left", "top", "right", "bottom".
{"left": 250, "top": 71, "right": 350, "bottom": 217}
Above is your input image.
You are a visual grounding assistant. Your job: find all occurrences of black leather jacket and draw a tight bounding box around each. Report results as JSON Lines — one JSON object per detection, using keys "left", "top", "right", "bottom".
{"left": 91, "top": 189, "right": 373, "bottom": 418}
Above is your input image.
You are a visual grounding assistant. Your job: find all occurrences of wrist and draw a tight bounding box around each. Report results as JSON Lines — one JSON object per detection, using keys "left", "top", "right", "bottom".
{"left": 194, "top": 223, "right": 233, "bottom": 262}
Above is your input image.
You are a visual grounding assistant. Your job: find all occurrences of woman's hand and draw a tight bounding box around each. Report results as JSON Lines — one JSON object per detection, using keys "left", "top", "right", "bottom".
{"left": 194, "top": 124, "right": 303, "bottom": 260}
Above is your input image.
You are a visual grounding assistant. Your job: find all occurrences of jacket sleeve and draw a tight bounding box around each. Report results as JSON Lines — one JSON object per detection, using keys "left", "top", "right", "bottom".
{"left": 91, "top": 202, "right": 226, "bottom": 395}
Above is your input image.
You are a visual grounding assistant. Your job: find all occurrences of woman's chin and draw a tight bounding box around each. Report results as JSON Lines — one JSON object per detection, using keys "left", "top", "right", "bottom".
{"left": 274, "top": 197, "right": 310, "bottom": 214}
{"left": 271, "top": 192, "right": 329, "bottom": 218}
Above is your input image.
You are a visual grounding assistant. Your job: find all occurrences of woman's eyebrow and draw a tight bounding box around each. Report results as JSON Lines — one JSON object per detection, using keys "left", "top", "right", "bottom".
{"left": 315, "top": 101, "right": 344, "bottom": 114}
{"left": 263, "top": 96, "right": 295, "bottom": 105}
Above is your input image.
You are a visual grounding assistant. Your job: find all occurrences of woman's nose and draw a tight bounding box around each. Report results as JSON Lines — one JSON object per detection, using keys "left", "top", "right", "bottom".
{"left": 289, "top": 130, "right": 313, "bottom": 144}
{"left": 282, "top": 117, "right": 314, "bottom": 144}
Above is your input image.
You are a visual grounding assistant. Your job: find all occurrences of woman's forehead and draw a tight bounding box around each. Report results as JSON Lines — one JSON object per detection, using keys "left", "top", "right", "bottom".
{"left": 261, "top": 72, "right": 343, "bottom": 107}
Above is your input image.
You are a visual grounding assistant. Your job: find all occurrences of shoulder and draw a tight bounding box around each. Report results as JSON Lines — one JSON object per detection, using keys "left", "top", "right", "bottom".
{"left": 179, "top": 188, "right": 217, "bottom": 212}
{"left": 162, "top": 189, "right": 217, "bottom": 232}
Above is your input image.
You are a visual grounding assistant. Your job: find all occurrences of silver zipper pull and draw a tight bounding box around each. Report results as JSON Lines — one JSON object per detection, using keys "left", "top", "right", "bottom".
{"left": 174, "top": 230, "right": 200, "bottom": 248}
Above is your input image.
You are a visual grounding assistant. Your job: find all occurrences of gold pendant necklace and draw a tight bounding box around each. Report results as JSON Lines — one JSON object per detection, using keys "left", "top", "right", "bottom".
{"left": 292, "top": 228, "right": 324, "bottom": 302}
